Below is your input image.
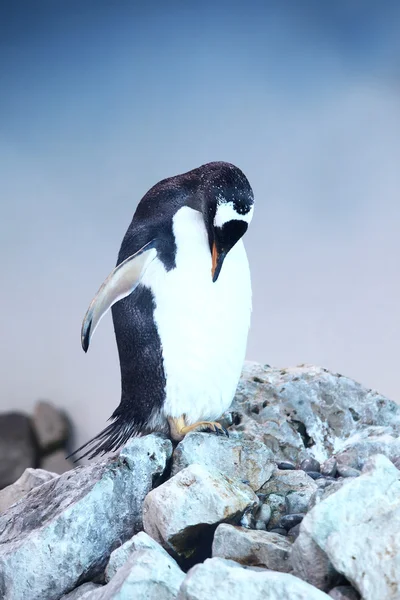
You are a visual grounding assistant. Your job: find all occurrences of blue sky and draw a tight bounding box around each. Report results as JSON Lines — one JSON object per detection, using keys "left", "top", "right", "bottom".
{"left": 1, "top": 1, "right": 400, "bottom": 448}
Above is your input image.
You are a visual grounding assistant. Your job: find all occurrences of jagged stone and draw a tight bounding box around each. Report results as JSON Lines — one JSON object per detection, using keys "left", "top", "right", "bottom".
{"left": 260, "top": 468, "right": 317, "bottom": 526}
{"left": 328, "top": 585, "right": 360, "bottom": 599}
{"left": 171, "top": 432, "right": 274, "bottom": 490}
{"left": 61, "top": 583, "right": 102, "bottom": 599}
{"left": 223, "top": 363, "right": 400, "bottom": 463}
{"left": 143, "top": 464, "right": 257, "bottom": 563}
{"left": 212, "top": 524, "right": 293, "bottom": 572}
{"left": 291, "top": 455, "right": 400, "bottom": 599}
{"left": 0, "top": 468, "right": 58, "bottom": 513}
{"left": 0, "top": 435, "right": 172, "bottom": 600}
{"left": 93, "top": 547, "right": 184, "bottom": 600}
{"left": 105, "top": 531, "right": 174, "bottom": 582}
{"left": 177, "top": 557, "right": 331, "bottom": 599}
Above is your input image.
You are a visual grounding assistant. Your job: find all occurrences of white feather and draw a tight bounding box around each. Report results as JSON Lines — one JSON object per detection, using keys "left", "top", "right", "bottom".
{"left": 140, "top": 206, "right": 252, "bottom": 424}
{"left": 214, "top": 201, "right": 254, "bottom": 228}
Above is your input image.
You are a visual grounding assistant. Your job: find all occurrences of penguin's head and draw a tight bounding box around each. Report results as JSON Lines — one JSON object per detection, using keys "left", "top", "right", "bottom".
{"left": 199, "top": 162, "right": 254, "bottom": 282}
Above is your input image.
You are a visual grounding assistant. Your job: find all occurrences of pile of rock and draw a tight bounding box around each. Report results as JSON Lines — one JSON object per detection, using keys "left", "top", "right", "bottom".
{"left": 0, "top": 401, "right": 72, "bottom": 491}
{"left": 0, "top": 362, "right": 399, "bottom": 600}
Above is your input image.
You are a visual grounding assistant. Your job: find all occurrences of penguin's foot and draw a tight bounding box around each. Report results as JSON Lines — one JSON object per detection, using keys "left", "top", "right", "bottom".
{"left": 168, "top": 416, "right": 229, "bottom": 442}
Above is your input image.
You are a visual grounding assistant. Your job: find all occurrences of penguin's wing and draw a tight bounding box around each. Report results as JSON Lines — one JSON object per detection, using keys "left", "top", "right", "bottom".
{"left": 81, "top": 240, "right": 157, "bottom": 352}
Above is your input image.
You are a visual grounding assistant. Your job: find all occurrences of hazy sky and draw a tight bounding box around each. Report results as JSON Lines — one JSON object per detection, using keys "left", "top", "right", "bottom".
{"left": 1, "top": 1, "right": 400, "bottom": 450}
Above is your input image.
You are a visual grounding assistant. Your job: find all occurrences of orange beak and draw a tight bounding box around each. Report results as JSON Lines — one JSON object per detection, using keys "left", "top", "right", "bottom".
{"left": 211, "top": 242, "right": 226, "bottom": 282}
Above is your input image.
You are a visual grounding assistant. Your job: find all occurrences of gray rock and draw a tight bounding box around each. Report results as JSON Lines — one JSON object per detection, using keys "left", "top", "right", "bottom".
{"left": 212, "top": 524, "right": 293, "bottom": 572}
{"left": 277, "top": 461, "right": 296, "bottom": 470}
{"left": 143, "top": 464, "right": 257, "bottom": 562}
{"left": 334, "top": 430, "right": 400, "bottom": 470}
{"left": 278, "top": 513, "right": 305, "bottom": 530}
{"left": 265, "top": 493, "right": 286, "bottom": 528}
{"left": 287, "top": 523, "right": 301, "bottom": 540}
{"left": 0, "top": 468, "right": 58, "bottom": 513}
{"left": 105, "top": 531, "right": 173, "bottom": 582}
{"left": 336, "top": 465, "right": 360, "bottom": 478}
{"left": 260, "top": 469, "right": 317, "bottom": 522}
{"left": 32, "top": 400, "right": 70, "bottom": 452}
{"left": 308, "top": 478, "right": 355, "bottom": 511}
{"left": 177, "top": 557, "right": 331, "bottom": 600}
{"left": 92, "top": 548, "right": 185, "bottom": 600}
{"left": 255, "top": 502, "right": 271, "bottom": 525}
{"left": 61, "top": 583, "right": 102, "bottom": 599}
{"left": 0, "top": 434, "right": 172, "bottom": 600}
{"left": 321, "top": 458, "right": 337, "bottom": 477}
{"left": 171, "top": 432, "right": 274, "bottom": 491}
{"left": 0, "top": 413, "right": 37, "bottom": 489}
{"left": 292, "top": 454, "right": 400, "bottom": 599}
{"left": 291, "top": 531, "right": 340, "bottom": 591}
{"left": 224, "top": 362, "right": 400, "bottom": 464}
{"left": 300, "top": 457, "right": 321, "bottom": 472}
{"left": 269, "top": 528, "right": 288, "bottom": 536}
{"left": 40, "top": 449, "right": 74, "bottom": 474}
{"left": 93, "top": 547, "right": 185, "bottom": 600}
{"left": 328, "top": 586, "right": 360, "bottom": 600}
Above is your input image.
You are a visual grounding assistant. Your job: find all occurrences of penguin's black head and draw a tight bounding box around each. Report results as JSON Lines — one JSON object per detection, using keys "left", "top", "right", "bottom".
{"left": 199, "top": 162, "right": 254, "bottom": 282}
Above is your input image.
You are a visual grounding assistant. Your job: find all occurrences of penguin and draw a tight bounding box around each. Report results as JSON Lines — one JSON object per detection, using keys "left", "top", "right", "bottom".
{"left": 71, "top": 161, "right": 254, "bottom": 459}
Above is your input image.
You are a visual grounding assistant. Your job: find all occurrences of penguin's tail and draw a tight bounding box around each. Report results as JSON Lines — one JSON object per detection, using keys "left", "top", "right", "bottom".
{"left": 66, "top": 415, "right": 141, "bottom": 462}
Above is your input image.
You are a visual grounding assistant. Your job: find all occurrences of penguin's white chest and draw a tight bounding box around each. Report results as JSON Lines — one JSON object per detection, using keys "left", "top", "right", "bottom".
{"left": 141, "top": 206, "right": 252, "bottom": 424}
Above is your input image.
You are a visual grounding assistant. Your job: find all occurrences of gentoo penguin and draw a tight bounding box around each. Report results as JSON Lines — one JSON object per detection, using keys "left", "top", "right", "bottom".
{"left": 71, "top": 162, "right": 254, "bottom": 459}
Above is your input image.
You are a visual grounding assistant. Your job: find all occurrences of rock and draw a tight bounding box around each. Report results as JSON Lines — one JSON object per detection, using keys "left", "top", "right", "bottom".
{"left": 307, "top": 471, "right": 324, "bottom": 480}
{"left": 260, "top": 469, "right": 317, "bottom": 522}
{"left": 0, "top": 434, "right": 172, "bottom": 600}
{"left": 255, "top": 502, "right": 271, "bottom": 525}
{"left": 105, "top": 531, "right": 173, "bottom": 582}
{"left": 321, "top": 458, "right": 337, "bottom": 478}
{"left": 334, "top": 430, "right": 400, "bottom": 470}
{"left": 277, "top": 461, "right": 296, "bottom": 470}
{"left": 40, "top": 449, "right": 74, "bottom": 474}
{"left": 94, "top": 547, "right": 185, "bottom": 600}
{"left": 308, "top": 478, "right": 353, "bottom": 511}
{"left": 291, "top": 531, "right": 341, "bottom": 591}
{"left": 265, "top": 493, "right": 286, "bottom": 528}
{"left": 171, "top": 432, "right": 274, "bottom": 491}
{"left": 177, "top": 557, "right": 331, "bottom": 600}
{"left": 0, "top": 468, "right": 58, "bottom": 513}
{"left": 224, "top": 362, "right": 400, "bottom": 464}
{"left": 0, "top": 413, "right": 37, "bottom": 488}
{"left": 143, "top": 463, "right": 257, "bottom": 564}
{"left": 61, "top": 583, "right": 102, "bottom": 599}
{"left": 32, "top": 400, "right": 70, "bottom": 452}
{"left": 291, "top": 454, "right": 400, "bottom": 599}
{"left": 336, "top": 465, "right": 360, "bottom": 478}
{"left": 240, "top": 507, "right": 255, "bottom": 529}
{"left": 278, "top": 513, "right": 305, "bottom": 530}
{"left": 269, "top": 528, "right": 288, "bottom": 536}
{"left": 300, "top": 457, "right": 321, "bottom": 472}
{"left": 328, "top": 585, "right": 360, "bottom": 599}
{"left": 212, "top": 524, "right": 293, "bottom": 572}
{"left": 287, "top": 523, "right": 301, "bottom": 540}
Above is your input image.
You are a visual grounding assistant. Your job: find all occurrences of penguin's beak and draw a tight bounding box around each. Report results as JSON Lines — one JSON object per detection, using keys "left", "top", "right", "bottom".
{"left": 211, "top": 242, "right": 226, "bottom": 282}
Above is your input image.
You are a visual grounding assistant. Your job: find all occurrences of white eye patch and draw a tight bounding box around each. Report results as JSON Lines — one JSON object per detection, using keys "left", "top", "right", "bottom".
{"left": 213, "top": 201, "right": 254, "bottom": 228}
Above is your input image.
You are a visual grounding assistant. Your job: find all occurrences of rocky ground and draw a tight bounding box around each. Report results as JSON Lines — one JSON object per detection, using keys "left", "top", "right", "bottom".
{"left": 0, "top": 400, "right": 73, "bottom": 492}
{"left": 1, "top": 362, "right": 400, "bottom": 600}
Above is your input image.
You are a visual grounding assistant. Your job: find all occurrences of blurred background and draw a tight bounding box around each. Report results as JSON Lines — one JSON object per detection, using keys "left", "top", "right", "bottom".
{"left": 1, "top": 0, "right": 399, "bottom": 463}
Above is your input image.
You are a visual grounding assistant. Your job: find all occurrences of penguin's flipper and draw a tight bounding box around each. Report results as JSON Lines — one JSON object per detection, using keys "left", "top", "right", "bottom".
{"left": 81, "top": 241, "right": 157, "bottom": 352}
